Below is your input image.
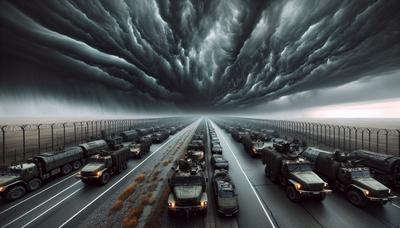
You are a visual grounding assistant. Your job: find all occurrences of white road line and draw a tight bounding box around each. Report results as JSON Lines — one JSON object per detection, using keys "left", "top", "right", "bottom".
{"left": 2, "top": 181, "right": 80, "bottom": 228}
{"left": 0, "top": 171, "right": 79, "bottom": 215}
{"left": 211, "top": 121, "right": 277, "bottom": 228}
{"left": 58, "top": 122, "right": 198, "bottom": 228}
{"left": 21, "top": 188, "right": 82, "bottom": 228}
{"left": 391, "top": 203, "right": 400, "bottom": 209}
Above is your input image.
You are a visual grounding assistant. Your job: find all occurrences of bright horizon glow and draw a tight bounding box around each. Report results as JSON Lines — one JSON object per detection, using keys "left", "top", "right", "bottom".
{"left": 309, "top": 98, "right": 400, "bottom": 118}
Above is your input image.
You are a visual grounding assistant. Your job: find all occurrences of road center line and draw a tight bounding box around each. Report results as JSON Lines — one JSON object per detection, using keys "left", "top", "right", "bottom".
{"left": 211, "top": 121, "right": 277, "bottom": 228}
{"left": 58, "top": 122, "right": 198, "bottom": 228}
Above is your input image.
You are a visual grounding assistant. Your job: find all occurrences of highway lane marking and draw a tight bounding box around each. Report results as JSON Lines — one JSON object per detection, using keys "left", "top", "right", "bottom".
{"left": 211, "top": 121, "right": 277, "bottom": 228}
{"left": 391, "top": 203, "right": 400, "bottom": 209}
{"left": 0, "top": 171, "right": 79, "bottom": 215}
{"left": 58, "top": 122, "right": 198, "bottom": 228}
{"left": 2, "top": 181, "right": 81, "bottom": 228}
{"left": 20, "top": 188, "right": 82, "bottom": 228}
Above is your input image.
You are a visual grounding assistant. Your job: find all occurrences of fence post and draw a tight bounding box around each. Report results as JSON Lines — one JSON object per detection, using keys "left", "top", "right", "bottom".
{"left": 367, "top": 128, "right": 371, "bottom": 150}
{"left": 63, "top": 123, "right": 66, "bottom": 147}
{"left": 384, "top": 129, "right": 388, "bottom": 154}
{"left": 347, "top": 127, "right": 351, "bottom": 152}
{"left": 353, "top": 127, "right": 358, "bottom": 150}
{"left": 1, "top": 126, "right": 6, "bottom": 164}
{"left": 376, "top": 129, "right": 380, "bottom": 153}
{"left": 20, "top": 125, "right": 27, "bottom": 160}
{"left": 37, "top": 124, "right": 41, "bottom": 154}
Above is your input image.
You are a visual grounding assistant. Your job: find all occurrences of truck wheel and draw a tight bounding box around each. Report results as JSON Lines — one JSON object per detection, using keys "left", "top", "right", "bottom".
{"left": 122, "top": 162, "right": 128, "bottom": 170}
{"left": 264, "top": 166, "right": 271, "bottom": 177}
{"left": 72, "top": 160, "right": 82, "bottom": 170}
{"left": 100, "top": 172, "right": 111, "bottom": 185}
{"left": 286, "top": 185, "right": 301, "bottom": 202}
{"left": 28, "top": 178, "right": 42, "bottom": 191}
{"left": 346, "top": 190, "right": 367, "bottom": 207}
{"left": 62, "top": 164, "right": 73, "bottom": 175}
{"left": 5, "top": 185, "right": 26, "bottom": 201}
{"left": 117, "top": 165, "right": 123, "bottom": 174}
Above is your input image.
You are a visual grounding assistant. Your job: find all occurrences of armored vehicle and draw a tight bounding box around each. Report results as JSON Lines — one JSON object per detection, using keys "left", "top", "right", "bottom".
{"left": 129, "top": 138, "right": 152, "bottom": 158}
{"left": 168, "top": 159, "right": 208, "bottom": 216}
{"left": 302, "top": 147, "right": 395, "bottom": 206}
{"left": 78, "top": 148, "right": 129, "bottom": 185}
{"left": 261, "top": 143, "right": 331, "bottom": 202}
{"left": 212, "top": 169, "right": 239, "bottom": 216}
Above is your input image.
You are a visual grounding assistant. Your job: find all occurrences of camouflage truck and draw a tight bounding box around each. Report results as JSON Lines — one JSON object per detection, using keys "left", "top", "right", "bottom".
{"left": 152, "top": 130, "right": 169, "bottom": 143}
{"left": 348, "top": 149, "right": 400, "bottom": 187}
{"left": 241, "top": 135, "right": 269, "bottom": 158}
{"left": 0, "top": 140, "right": 108, "bottom": 201}
{"left": 77, "top": 147, "right": 130, "bottom": 185}
{"left": 168, "top": 159, "right": 208, "bottom": 216}
{"left": 261, "top": 143, "right": 331, "bottom": 202}
{"left": 302, "top": 147, "right": 395, "bottom": 207}
{"left": 120, "top": 130, "right": 140, "bottom": 142}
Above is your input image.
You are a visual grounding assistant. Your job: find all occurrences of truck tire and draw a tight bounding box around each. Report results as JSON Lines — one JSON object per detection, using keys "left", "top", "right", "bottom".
{"left": 117, "top": 165, "right": 123, "bottom": 174}
{"left": 264, "top": 166, "right": 271, "bottom": 177}
{"left": 286, "top": 185, "right": 301, "bottom": 202}
{"left": 62, "top": 164, "right": 73, "bottom": 175}
{"left": 4, "top": 185, "right": 26, "bottom": 201}
{"left": 122, "top": 162, "right": 128, "bottom": 170}
{"left": 346, "top": 189, "right": 367, "bottom": 207}
{"left": 72, "top": 160, "right": 82, "bottom": 170}
{"left": 28, "top": 178, "right": 42, "bottom": 191}
{"left": 100, "top": 172, "right": 111, "bottom": 185}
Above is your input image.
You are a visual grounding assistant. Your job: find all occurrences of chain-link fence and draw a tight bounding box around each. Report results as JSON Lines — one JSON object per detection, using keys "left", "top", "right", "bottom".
{"left": 0, "top": 117, "right": 186, "bottom": 166}
{"left": 230, "top": 118, "right": 400, "bottom": 156}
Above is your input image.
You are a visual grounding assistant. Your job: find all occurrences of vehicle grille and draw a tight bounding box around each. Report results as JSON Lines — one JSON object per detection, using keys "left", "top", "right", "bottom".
{"left": 176, "top": 198, "right": 199, "bottom": 206}
{"left": 307, "top": 183, "right": 324, "bottom": 191}
{"left": 81, "top": 171, "right": 96, "bottom": 177}
{"left": 376, "top": 190, "right": 388, "bottom": 198}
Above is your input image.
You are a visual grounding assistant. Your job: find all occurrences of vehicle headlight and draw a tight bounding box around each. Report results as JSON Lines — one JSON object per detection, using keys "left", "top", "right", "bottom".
{"left": 96, "top": 171, "right": 102, "bottom": 177}
{"left": 294, "top": 183, "right": 302, "bottom": 190}
{"left": 200, "top": 200, "right": 208, "bottom": 208}
{"left": 363, "top": 189, "right": 370, "bottom": 196}
{"left": 388, "top": 189, "right": 391, "bottom": 194}
{"left": 168, "top": 201, "right": 175, "bottom": 208}
{"left": 324, "top": 182, "right": 328, "bottom": 188}
{"left": 0, "top": 186, "right": 4, "bottom": 192}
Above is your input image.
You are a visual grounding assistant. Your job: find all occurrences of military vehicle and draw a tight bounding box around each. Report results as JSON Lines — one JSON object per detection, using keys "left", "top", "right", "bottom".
{"left": 78, "top": 147, "right": 130, "bottom": 185}
{"left": 302, "top": 147, "right": 395, "bottom": 206}
{"left": 106, "top": 136, "right": 124, "bottom": 150}
{"left": 0, "top": 140, "right": 108, "bottom": 201}
{"left": 211, "top": 155, "right": 229, "bottom": 170}
{"left": 348, "top": 149, "right": 400, "bottom": 187}
{"left": 241, "top": 135, "right": 268, "bottom": 158}
{"left": 261, "top": 143, "right": 331, "bottom": 202}
{"left": 152, "top": 131, "right": 169, "bottom": 143}
{"left": 211, "top": 144, "right": 223, "bottom": 155}
{"left": 212, "top": 169, "right": 239, "bottom": 216}
{"left": 120, "top": 130, "right": 140, "bottom": 142}
{"left": 129, "top": 138, "right": 152, "bottom": 158}
{"left": 168, "top": 159, "right": 208, "bottom": 216}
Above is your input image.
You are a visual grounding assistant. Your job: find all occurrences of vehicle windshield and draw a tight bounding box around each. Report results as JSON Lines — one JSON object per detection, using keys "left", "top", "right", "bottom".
{"left": 287, "top": 163, "right": 312, "bottom": 172}
{"left": 172, "top": 176, "right": 203, "bottom": 186}
{"left": 8, "top": 166, "right": 22, "bottom": 175}
{"left": 219, "top": 190, "right": 235, "bottom": 198}
{"left": 351, "top": 170, "right": 371, "bottom": 178}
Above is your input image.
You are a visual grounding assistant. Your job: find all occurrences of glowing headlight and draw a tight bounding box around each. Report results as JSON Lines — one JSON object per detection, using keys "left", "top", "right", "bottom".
{"left": 168, "top": 202, "right": 175, "bottom": 208}
{"left": 96, "top": 171, "right": 102, "bottom": 177}
{"left": 200, "top": 201, "right": 208, "bottom": 208}
{"left": 294, "top": 183, "right": 302, "bottom": 190}
{"left": 324, "top": 182, "right": 328, "bottom": 187}
{"left": 363, "top": 189, "right": 370, "bottom": 196}
{"left": 0, "top": 186, "right": 4, "bottom": 192}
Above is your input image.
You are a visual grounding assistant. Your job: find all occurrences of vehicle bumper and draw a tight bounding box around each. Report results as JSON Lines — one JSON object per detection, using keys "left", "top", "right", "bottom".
{"left": 168, "top": 205, "right": 207, "bottom": 213}
{"left": 298, "top": 189, "right": 332, "bottom": 196}
{"left": 217, "top": 208, "right": 239, "bottom": 216}
{"left": 76, "top": 174, "right": 100, "bottom": 180}
{"left": 366, "top": 195, "right": 396, "bottom": 202}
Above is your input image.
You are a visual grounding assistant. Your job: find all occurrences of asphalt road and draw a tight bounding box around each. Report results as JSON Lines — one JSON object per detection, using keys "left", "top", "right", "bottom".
{"left": 0, "top": 121, "right": 199, "bottom": 228}
{"left": 210, "top": 120, "right": 400, "bottom": 228}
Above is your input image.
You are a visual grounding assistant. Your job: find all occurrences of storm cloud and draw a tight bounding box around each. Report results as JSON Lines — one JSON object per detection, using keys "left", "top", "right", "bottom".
{"left": 1, "top": 0, "right": 399, "bottom": 114}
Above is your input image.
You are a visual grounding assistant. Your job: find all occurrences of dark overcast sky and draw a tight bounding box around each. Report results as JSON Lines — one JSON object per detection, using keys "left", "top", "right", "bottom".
{"left": 0, "top": 0, "right": 399, "bottom": 117}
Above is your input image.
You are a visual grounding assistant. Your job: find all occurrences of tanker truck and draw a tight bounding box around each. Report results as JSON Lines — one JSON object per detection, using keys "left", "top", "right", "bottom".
{"left": 0, "top": 140, "right": 108, "bottom": 201}
{"left": 302, "top": 147, "right": 395, "bottom": 207}
{"left": 261, "top": 142, "right": 331, "bottom": 202}
{"left": 348, "top": 150, "right": 400, "bottom": 187}
{"left": 77, "top": 147, "right": 130, "bottom": 185}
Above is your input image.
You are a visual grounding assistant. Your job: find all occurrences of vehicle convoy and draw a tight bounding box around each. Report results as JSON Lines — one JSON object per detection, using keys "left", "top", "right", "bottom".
{"left": 152, "top": 131, "right": 169, "bottom": 143}
{"left": 261, "top": 142, "right": 331, "bottom": 202}
{"left": 129, "top": 138, "right": 152, "bottom": 158}
{"left": 212, "top": 169, "right": 239, "bottom": 216}
{"left": 302, "top": 147, "right": 395, "bottom": 206}
{"left": 0, "top": 140, "right": 108, "bottom": 201}
{"left": 347, "top": 149, "right": 400, "bottom": 187}
{"left": 211, "top": 156, "right": 229, "bottom": 170}
{"left": 120, "top": 130, "right": 140, "bottom": 142}
{"left": 168, "top": 159, "right": 208, "bottom": 216}
{"left": 77, "top": 147, "right": 130, "bottom": 185}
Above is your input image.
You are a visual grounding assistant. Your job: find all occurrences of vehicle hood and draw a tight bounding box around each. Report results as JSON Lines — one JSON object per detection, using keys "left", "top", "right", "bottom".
{"left": 217, "top": 197, "right": 238, "bottom": 209}
{"left": 0, "top": 175, "right": 21, "bottom": 186}
{"left": 81, "top": 163, "right": 104, "bottom": 173}
{"left": 173, "top": 185, "right": 202, "bottom": 200}
{"left": 353, "top": 177, "right": 388, "bottom": 192}
{"left": 292, "top": 171, "right": 324, "bottom": 185}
